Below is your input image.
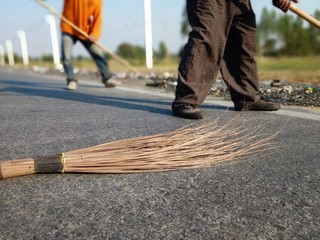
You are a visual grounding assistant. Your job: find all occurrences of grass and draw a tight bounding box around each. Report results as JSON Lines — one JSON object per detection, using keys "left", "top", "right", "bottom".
{"left": 27, "top": 55, "right": 320, "bottom": 85}
{"left": 256, "top": 56, "right": 320, "bottom": 84}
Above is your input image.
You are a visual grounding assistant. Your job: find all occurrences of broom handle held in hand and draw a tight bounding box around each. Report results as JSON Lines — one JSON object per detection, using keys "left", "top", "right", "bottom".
{"left": 289, "top": 3, "right": 320, "bottom": 29}
{"left": 35, "top": 0, "right": 139, "bottom": 73}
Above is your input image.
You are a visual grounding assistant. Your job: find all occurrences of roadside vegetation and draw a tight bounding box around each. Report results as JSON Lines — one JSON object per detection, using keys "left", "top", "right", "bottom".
{"left": 7, "top": 7, "right": 320, "bottom": 85}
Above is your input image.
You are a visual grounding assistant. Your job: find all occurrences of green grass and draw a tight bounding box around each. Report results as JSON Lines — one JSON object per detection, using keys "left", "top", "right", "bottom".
{"left": 257, "top": 56, "right": 320, "bottom": 84}
{"left": 27, "top": 56, "right": 320, "bottom": 84}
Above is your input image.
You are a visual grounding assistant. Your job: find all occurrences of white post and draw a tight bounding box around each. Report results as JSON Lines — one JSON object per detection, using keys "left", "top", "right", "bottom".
{"left": 0, "top": 45, "right": 5, "bottom": 65}
{"left": 144, "top": 0, "right": 153, "bottom": 69}
{"left": 45, "top": 14, "right": 61, "bottom": 68}
{"left": 5, "top": 40, "right": 15, "bottom": 66}
{"left": 17, "top": 30, "right": 30, "bottom": 66}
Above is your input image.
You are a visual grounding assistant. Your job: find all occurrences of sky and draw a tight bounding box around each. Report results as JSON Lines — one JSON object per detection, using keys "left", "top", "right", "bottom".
{"left": 0, "top": 0, "right": 317, "bottom": 58}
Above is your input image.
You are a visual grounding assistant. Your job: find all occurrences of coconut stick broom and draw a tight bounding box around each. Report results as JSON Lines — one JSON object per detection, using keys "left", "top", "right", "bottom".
{"left": 0, "top": 117, "right": 279, "bottom": 180}
{"left": 35, "top": 0, "right": 139, "bottom": 73}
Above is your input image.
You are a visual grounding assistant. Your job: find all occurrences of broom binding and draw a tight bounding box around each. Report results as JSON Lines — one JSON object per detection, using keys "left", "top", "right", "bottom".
{"left": 0, "top": 154, "right": 65, "bottom": 179}
{"left": 34, "top": 154, "right": 64, "bottom": 174}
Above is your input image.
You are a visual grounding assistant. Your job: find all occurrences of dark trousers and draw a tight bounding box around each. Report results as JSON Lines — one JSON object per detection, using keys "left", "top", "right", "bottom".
{"left": 173, "top": 0, "right": 260, "bottom": 109}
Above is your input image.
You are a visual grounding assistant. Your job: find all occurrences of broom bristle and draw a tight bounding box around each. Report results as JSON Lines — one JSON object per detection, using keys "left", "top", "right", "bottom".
{"left": 63, "top": 117, "right": 278, "bottom": 173}
{"left": 0, "top": 117, "right": 279, "bottom": 179}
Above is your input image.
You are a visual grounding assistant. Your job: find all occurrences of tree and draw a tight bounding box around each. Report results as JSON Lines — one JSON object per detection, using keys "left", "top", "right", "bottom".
{"left": 307, "top": 10, "right": 320, "bottom": 54}
{"left": 155, "top": 41, "right": 168, "bottom": 59}
{"left": 293, "top": 17, "right": 311, "bottom": 56}
{"left": 277, "top": 14, "right": 295, "bottom": 55}
{"left": 181, "top": 7, "right": 190, "bottom": 37}
{"left": 257, "top": 8, "right": 320, "bottom": 56}
{"left": 41, "top": 54, "right": 53, "bottom": 62}
{"left": 116, "top": 42, "right": 145, "bottom": 60}
{"left": 257, "top": 8, "right": 279, "bottom": 55}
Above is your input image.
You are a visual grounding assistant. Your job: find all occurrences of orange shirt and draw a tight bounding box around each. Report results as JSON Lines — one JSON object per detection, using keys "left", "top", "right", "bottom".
{"left": 61, "top": 0, "right": 103, "bottom": 40}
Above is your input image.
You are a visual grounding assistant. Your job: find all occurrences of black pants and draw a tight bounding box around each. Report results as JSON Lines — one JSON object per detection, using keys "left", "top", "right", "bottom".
{"left": 173, "top": 0, "right": 260, "bottom": 109}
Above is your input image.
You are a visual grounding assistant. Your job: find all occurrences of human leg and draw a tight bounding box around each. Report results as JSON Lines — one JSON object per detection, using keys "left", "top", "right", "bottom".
{"left": 220, "top": 0, "right": 280, "bottom": 111}
{"left": 61, "top": 33, "right": 77, "bottom": 89}
{"left": 82, "top": 40, "right": 115, "bottom": 87}
{"left": 172, "top": 0, "right": 231, "bottom": 119}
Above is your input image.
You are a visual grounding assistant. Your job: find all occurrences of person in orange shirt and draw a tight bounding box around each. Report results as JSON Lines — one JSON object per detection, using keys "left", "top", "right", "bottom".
{"left": 60, "top": 0, "right": 115, "bottom": 90}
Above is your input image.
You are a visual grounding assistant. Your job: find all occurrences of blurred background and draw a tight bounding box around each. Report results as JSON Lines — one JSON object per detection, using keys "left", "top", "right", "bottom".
{"left": 0, "top": 0, "right": 319, "bottom": 84}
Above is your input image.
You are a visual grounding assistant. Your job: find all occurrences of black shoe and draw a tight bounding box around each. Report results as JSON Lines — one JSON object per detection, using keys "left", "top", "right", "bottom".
{"left": 249, "top": 98, "right": 281, "bottom": 111}
{"left": 172, "top": 103, "right": 203, "bottom": 119}
{"left": 236, "top": 98, "right": 281, "bottom": 111}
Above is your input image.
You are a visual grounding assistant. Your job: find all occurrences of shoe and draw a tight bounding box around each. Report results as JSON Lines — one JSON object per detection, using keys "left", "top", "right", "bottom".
{"left": 103, "top": 73, "right": 113, "bottom": 82}
{"left": 172, "top": 103, "right": 203, "bottom": 119}
{"left": 236, "top": 98, "right": 281, "bottom": 111}
{"left": 104, "top": 79, "right": 121, "bottom": 88}
{"left": 67, "top": 81, "right": 77, "bottom": 90}
{"left": 103, "top": 73, "right": 112, "bottom": 84}
{"left": 103, "top": 73, "right": 118, "bottom": 88}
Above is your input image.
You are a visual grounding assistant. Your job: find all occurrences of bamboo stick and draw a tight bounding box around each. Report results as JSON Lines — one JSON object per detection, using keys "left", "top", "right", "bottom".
{"left": 289, "top": 3, "right": 320, "bottom": 29}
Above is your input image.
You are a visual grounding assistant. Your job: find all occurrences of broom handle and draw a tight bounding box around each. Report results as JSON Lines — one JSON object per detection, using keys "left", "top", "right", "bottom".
{"left": 0, "top": 159, "right": 36, "bottom": 179}
{"left": 35, "top": 0, "right": 139, "bottom": 73}
{"left": 289, "top": 3, "right": 320, "bottom": 29}
{"left": 0, "top": 154, "right": 65, "bottom": 180}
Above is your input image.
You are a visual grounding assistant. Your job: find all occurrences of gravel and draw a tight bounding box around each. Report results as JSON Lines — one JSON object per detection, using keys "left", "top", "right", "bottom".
{"left": 37, "top": 67, "right": 320, "bottom": 108}
{"left": 146, "top": 77, "right": 320, "bottom": 108}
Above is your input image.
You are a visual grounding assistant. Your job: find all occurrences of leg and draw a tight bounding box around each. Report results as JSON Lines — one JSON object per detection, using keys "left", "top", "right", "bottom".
{"left": 220, "top": 0, "right": 259, "bottom": 109}
{"left": 221, "top": 0, "right": 280, "bottom": 111}
{"left": 81, "top": 40, "right": 113, "bottom": 85}
{"left": 172, "top": 0, "right": 232, "bottom": 119}
{"left": 61, "top": 33, "right": 77, "bottom": 84}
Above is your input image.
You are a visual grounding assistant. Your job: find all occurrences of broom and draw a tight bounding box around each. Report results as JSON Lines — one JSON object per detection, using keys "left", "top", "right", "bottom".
{"left": 0, "top": 117, "right": 280, "bottom": 180}
{"left": 1, "top": 3, "right": 287, "bottom": 180}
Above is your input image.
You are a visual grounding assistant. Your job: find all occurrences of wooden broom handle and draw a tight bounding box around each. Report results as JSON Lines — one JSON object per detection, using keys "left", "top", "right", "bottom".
{"left": 35, "top": 0, "right": 139, "bottom": 73}
{"left": 289, "top": 3, "right": 320, "bottom": 29}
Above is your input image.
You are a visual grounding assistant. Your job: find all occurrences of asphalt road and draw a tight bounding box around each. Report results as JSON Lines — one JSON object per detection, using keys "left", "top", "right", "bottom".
{"left": 0, "top": 66, "right": 319, "bottom": 239}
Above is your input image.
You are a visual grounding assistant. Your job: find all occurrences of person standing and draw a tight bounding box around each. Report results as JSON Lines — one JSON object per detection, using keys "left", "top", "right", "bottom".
{"left": 60, "top": 0, "right": 116, "bottom": 90}
{"left": 172, "top": 0, "right": 298, "bottom": 119}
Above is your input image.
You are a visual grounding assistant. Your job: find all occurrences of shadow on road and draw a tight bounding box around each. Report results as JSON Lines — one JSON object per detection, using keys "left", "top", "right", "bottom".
{"left": 1, "top": 79, "right": 231, "bottom": 117}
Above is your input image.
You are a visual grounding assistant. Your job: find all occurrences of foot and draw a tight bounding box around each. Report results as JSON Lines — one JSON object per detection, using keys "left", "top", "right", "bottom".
{"left": 67, "top": 81, "right": 77, "bottom": 91}
{"left": 236, "top": 98, "right": 281, "bottom": 111}
{"left": 103, "top": 73, "right": 118, "bottom": 88}
{"left": 104, "top": 79, "right": 121, "bottom": 88}
{"left": 172, "top": 103, "right": 203, "bottom": 119}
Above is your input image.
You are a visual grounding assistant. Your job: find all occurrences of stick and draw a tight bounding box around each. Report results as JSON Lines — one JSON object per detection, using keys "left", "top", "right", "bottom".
{"left": 289, "top": 3, "right": 320, "bottom": 29}
{"left": 35, "top": 0, "right": 139, "bottom": 73}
